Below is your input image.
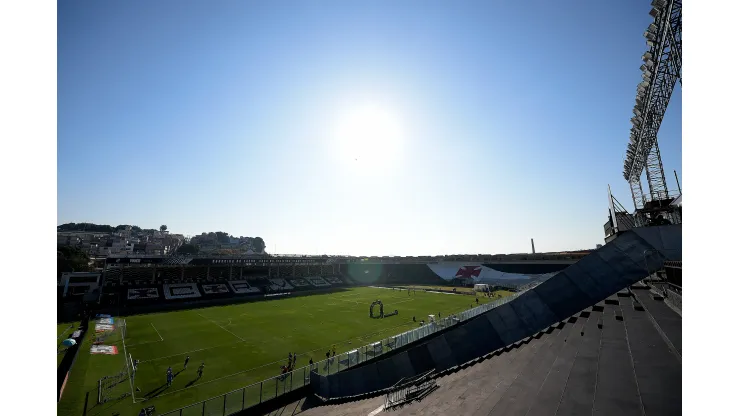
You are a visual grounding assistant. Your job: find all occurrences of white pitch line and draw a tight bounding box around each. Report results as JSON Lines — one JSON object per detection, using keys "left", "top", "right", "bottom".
{"left": 139, "top": 342, "right": 241, "bottom": 364}
{"left": 151, "top": 322, "right": 164, "bottom": 341}
{"left": 368, "top": 404, "right": 385, "bottom": 416}
{"left": 57, "top": 324, "right": 74, "bottom": 341}
{"left": 336, "top": 298, "right": 363, "bottom": 305}
{"left": 197, "top": 312, "right": 246, "bottom": 342}
{"left": 120, "top": 324, "right": 136, "bottom": 403}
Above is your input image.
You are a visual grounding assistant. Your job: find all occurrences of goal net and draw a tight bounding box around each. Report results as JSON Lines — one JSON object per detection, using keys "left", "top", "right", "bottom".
{"left": 96, "top": 318, "right": 133, "bottom": 404}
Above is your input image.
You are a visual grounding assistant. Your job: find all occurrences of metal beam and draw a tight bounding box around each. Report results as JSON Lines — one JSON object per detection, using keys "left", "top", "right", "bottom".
{"left": 645, "top": 138, "right": 669, "bottom": 200}
{"left": 624, "top": 0, "right": 682, "bottom": 185}
{"left": 629, "top": 177, "right": 646, "bottom": 210}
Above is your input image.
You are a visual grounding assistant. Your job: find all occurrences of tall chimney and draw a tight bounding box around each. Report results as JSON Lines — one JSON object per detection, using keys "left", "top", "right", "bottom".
{"left": 531, "top": 238, "right": 535, "bottom": 254}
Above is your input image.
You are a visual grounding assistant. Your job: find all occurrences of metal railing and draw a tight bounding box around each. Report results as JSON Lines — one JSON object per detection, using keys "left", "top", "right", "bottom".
{"left": 160, "top": 291, "right": 524, "bottom": 416}
{"left": 641, "top": 249, "right": 682, "bottom": 314}
{"left": 385, "top": 370, "right": 437, "bottom": 410}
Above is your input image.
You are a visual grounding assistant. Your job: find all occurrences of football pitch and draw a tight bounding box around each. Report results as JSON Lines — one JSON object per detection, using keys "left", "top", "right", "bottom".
{"left": 58, "top": 287, "right": 505, "bottom": 416}
{"left": 57, "top": 322, "right": 76, "bottom": 367}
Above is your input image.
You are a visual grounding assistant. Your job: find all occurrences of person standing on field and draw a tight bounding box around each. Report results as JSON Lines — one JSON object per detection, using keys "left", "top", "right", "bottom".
{"left": 184, "top": 355, "right": 190, "bottom": 370}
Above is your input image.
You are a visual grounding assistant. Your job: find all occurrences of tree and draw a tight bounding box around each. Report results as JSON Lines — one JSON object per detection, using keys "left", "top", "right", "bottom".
{"left": 177, "top": 244, "right": 199, "bottom": 255}
{"left": 160, "top": 225, "right": 168, "bottom": 233}
{"left": 253, "top": 237, "right": 266, "bottom": 253}
{"left": 57, "top": 222, "right": 115, "bottom": 233}
{"left": 215, "top": 232, "right": 230, "bottom": 244}
{"left": 57, "top": 245, "right": 90, "bottom": 276}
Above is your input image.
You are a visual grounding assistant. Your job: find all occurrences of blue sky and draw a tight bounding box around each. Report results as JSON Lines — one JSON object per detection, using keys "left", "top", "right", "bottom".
{"left": 57, "top": 0, "right": 681, "bottom": 256}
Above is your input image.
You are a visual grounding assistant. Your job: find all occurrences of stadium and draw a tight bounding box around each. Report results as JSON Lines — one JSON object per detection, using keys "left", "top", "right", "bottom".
{"left": 55, "top": 1, "right": 683, "bottom": 415}
{"left": 56, "top": 226, "right": 681, "bottom": 416}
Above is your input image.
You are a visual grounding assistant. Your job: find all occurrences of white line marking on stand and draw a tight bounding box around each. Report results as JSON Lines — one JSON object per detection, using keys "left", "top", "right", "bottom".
{"left": 368, "top": 404, "right": 385, "bottom": 416}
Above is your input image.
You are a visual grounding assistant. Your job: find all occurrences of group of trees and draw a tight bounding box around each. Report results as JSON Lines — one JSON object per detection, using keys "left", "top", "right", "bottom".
{"left": 57, "top": 245, "right": 90, "bottom": 276}
{"left": 185, "top": 233, "right": 266, "bottom": 254}
{"left": 57, "top": 223, "right": 168, "bottom": 233}
{"left": 177, "top": 243, "right": 199, "bottom": 255}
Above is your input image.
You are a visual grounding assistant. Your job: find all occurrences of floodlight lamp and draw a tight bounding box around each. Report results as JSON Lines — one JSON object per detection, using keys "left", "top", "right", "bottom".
{"left": 647, "top": 23, "right": 658, "bottom": 34}
{"left": 642, "top": 52, "right": 654, "bottom": 62}
{"left": 644, "top": 31, "right": 656, "bottom": 42}
{"left": 645, "top": 59, "right": 655, "bottom": 68}
{"left": 639, "top": 81, "right": 649, "bottom": 88}
{"left": 633, "top": 108, "right": 642, "bottom": 117}
{"left": 642, "top": 73, "right": 652, "bottom": 82}
{"left": 650, "top": 7, "right": 661, "bottom": 18}
{"left": 646, "top": 39, "right": 656, "bottom": 48}
{"left": 651, "top": 0, "right": 667, "bottom": 9}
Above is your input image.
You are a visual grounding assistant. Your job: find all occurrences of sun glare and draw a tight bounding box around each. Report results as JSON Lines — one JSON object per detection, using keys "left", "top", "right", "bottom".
{"left": 332, "top": 103, "right": 405, "bottom": 171}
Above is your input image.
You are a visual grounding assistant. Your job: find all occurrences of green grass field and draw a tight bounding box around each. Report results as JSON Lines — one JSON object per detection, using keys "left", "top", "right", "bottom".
{"left": 57, "top": 322, "right": 77, "bottom": 367}
{"left": 58, "top": 287, "right": 506, "bottom": 416}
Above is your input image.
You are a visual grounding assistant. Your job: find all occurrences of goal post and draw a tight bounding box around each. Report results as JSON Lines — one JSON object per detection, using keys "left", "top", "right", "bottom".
{"left": 119, "top": 319, "right": 136, "bottom": 402}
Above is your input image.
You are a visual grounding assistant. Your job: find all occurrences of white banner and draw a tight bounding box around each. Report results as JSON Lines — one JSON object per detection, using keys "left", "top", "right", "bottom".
{"left": 127, "top": 288, "right": 159, "bottom": 300}
{"left": 95, "top": 324, "right": 115, "bottom": 333}
{"left": 90, "top": 345, "right": 118, "bottom": 355}
{"left": 269, "top": 279, "right": 294, "bottom": 290}
{"left": 308, "top": 277, "right": 330, "bottom": 287}
{"left": 227, "top": 280, "right": 261, "bottom": 294}
{"left": 163, "top": 283, "right": 201, "bottom": 300}
{"left": 201, "top": 283, "right": 230, "bottom": 295}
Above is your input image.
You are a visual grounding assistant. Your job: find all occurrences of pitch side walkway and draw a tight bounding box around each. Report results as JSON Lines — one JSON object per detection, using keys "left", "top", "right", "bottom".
{"left": 262, "top": 288, "right": 681, "bottom": 416}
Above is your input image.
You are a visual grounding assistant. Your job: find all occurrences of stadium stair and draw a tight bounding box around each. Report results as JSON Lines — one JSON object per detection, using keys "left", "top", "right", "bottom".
{"left": 294, "top": 225, "right": 680, "bottom": 414}
{"left": 286, "top": 290, "right": 680, "bottom": 416}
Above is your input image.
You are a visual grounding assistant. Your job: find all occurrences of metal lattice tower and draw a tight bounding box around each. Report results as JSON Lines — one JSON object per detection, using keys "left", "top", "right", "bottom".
{"left": 623, "top": 0, "right": 682, "bottom": 210}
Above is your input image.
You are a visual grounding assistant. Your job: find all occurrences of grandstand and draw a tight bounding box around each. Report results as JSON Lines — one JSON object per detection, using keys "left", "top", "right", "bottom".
{"left": 56, "top": 226, "right": 680, "bottom": 416}
{"left": 269, "top": 225, "right": 682, "bottom": 416}
{"left": 75, "top": 257, "right": 565, "bottom": 316}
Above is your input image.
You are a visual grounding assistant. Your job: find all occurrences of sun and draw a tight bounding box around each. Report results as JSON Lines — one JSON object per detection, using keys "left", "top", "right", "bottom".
{"left": 332, "top": 103, "right": 405, "bottom": 170}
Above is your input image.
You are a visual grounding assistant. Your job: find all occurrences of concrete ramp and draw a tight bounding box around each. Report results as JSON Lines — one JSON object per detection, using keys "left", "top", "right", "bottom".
{"left": 311, "top": 225, "right": 681, "bottom": 400}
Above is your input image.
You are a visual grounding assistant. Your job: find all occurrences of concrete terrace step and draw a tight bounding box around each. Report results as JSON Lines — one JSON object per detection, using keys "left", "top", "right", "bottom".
{"left": 553, "top": 307, "right": 604, "bottom": 416}
{"left": 486, "top": 317, "right": 581, "bottom": 415}
{"left": 592, "top": 302, "right": 642, "bottom": 416}
{"left": 523, "top": 312, "right": 593, "bottom": 416}
{"left": 632, "top": 289, "right": 682, "bottom": 355}
{"left": 284, "top": 395, "right": 385, "bottom": 416}
{"left": 465, "top": 323, "right": 571, "bottom": 416}
{"left": 390, "top": 327, "right": 548, "bottom": 415}
{"left": 621, "top": 299, "right": 682, "bottom": 416}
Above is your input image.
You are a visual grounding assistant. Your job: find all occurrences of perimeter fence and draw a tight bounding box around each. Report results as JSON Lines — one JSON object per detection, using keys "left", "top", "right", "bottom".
{"left": 161, "top": 289, "right": 528, "bottom": 416}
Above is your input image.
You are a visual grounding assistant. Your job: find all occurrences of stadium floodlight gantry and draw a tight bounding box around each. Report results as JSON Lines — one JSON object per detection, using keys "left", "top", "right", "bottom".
{"left": 623, "top": 0, "right": 681, "bottom": 217}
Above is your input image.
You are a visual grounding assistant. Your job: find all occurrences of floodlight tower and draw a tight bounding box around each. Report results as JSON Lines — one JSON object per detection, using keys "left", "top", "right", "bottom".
{"left": 622, "top": 0, "right": 682, "bottom": 227}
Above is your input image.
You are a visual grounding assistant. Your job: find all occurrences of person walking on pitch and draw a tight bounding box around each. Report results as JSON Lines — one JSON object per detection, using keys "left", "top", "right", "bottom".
{"left": 197, "top": 362, "right": 205, "bottom": 379}
{"left": 184, "top": 355, "right": 190, "bottom": 370}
